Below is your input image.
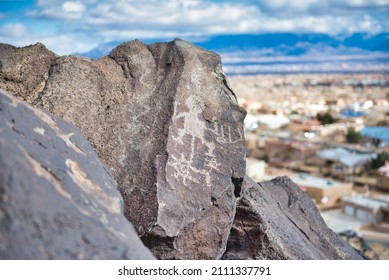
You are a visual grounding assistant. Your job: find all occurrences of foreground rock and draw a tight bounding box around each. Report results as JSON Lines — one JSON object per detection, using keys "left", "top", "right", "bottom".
{"left": 0, "top": 90, "right": 154, "bottom": 259}
{"left": 0, "top": 41, "right": 362, "bottom": 260}
{"left": 0, "top": 40, "right": 246, "bottom": 259}
{"left": 223, "top": 176, "right": 363, "bottom": 259}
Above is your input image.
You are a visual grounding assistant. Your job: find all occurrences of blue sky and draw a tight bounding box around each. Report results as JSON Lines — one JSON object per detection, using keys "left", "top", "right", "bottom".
{"left": 0, "top": 0, "right": 388, "bottom": 55}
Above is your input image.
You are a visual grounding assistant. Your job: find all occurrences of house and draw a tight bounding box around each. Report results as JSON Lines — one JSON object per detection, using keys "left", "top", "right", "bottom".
{"left": 288, "top": 173, "right": 352, "bottom": 209}
{"left": 316, "top": 147, "right": 375, "bottom": 181}
{"left": 342, "top": 195, "right": 389, "bottom": 230}
{"left": 246, "top": 158, "right": 267, "bottom": 182}
{"left": 361, "top": 126, "right": 389, "bottom": 147}
{"left": 314, "top": 123, "right": 349, "bottom": 143}
{"left": 377, "top": 163, "right": 389, "bottom": 192}
{"left": 245, "top": 114, "right": 289, "bottom": 131}
{"left": 338, "top": 108, "right": 365, "bottom": 125}
{"left": 265, "top": 139, "right": 319, "bottom": 166}
{"left": 287, "top": 118, "right": 320, "bottom": 136}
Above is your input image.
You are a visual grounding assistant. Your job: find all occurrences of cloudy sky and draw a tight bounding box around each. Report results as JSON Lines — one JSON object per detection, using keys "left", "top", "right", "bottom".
{"left": 0, "top": 0, "right": 388, "bottom": 55}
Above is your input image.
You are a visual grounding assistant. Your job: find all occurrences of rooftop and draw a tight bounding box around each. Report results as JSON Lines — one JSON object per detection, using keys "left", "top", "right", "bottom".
{"left": 361, "top": 126, "right": 389, "bottom": 143}
{"left": 245, "top": 114, "right": 289, "bottom": 130}
{"left": 289, "top": 173, "right": 349, "bottom": 190}
{"left": 317, "top": 147, "right": 375, "bottom": 167}
{"left": 378, "top": 164, "right": 389, "bottom": 177}
{"left": 343, "top": 196, "right": 389, "bottom": 211}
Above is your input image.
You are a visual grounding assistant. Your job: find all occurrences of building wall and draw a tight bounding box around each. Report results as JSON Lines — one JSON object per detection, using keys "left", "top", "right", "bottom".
{"left": 304, "top": 184, "right": 352, "bottom": 207}
{"left": 342, "top": 202, "right": 375, "bottom": 223}
{"left": 377, "top": 173, "right": 389, "bottom": 190}
{"left": 265, "top": 139, "right": 318, "bottom": 164}
{"left": 330, "top": 163, "right": 353, "bottom": 180}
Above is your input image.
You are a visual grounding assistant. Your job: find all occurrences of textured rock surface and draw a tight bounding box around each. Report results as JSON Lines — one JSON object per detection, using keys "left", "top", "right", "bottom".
{"left": 338, "top": 230, "right": 378, "bottom": 260}
{"left": 222, "top": 176, "right": 363, "bottom": 260}
{"left": 0, "top": 40, "right": 246, "bottom": 259}
{"left": 0, "top": 43, "right": 58, "bottom": 103}
{"left": 0, "top": 90, "right": 154, "bottom": 259}
{"left": 0, "top": 40, "right": 363, "bottom": 260}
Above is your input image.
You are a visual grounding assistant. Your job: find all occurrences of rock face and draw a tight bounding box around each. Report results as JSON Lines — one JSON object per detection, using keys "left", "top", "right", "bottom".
{"left": 222, "top": 176, "right": 363, "bottom": 259}
{"left": 0, "top": 40, "right": 362, "bottom": 260}
{"left": 0, "top": 43, "right": 58, "bottom": 103}
{"left": 0, "top": 40, "right": 246, "bottom": 259}
{"left": 0, "top": 90, "right": 154, "bottom": 259}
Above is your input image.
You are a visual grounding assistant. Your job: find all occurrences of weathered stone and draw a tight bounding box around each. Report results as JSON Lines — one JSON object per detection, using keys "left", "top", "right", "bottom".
{"left": 0, "top": 43, "right": 58, "bottom": 103}
{"left": 0, "top": 40, "right": 246, "bottom": 259}
{"left": 0, "top": 90, "right": 154, "bottom": 259}
{"left": 222, "top": 176, "right": 363, "bottom": 260}
{"left": 338, "top": 230, "right": 378, "bottom": 260}
{"left": 0, "top": 40, "right": 362, "bottom": 260}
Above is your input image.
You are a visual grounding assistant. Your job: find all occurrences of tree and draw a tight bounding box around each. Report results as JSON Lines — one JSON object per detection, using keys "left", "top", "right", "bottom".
{"left": 371, "top": 152, "right": 389, "bottom": 169}
{"left": 316, "top": 111, "right": 336, "bottom": 125}
{"left": 346, "top": 127, "right": 362, "bottom": 144}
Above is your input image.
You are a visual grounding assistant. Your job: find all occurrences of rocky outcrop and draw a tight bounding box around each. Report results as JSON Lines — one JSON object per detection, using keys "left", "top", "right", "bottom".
{"left": 0, "top": 40, "right": 362, "bottom": 260}
{"left": 338, "top": 230, "right": 378, "bottom": 259}
{"left": 0, "top": 43, "right": 58, "bottom": 103}
{"left": 0, "top": 90, "right": 154, "bottom": 259}
{"left": 222, "top": 176, "right": 363, "bottom": 259}
{"left": 0, "top": 40, "right": 246, "bottom": 259}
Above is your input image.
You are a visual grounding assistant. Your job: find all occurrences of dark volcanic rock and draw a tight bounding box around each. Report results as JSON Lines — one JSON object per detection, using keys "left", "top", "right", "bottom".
{"left": 222, "top": 176, "right": 363, "bottom": 260}
{"left": 0, "top": 90, "right": 154, "bottom": 259}
{"left": 0, "top": 40, "right": 246, "bottom": 259}
{"left": 0, "top": 40, "right": 361, "bottom": 260}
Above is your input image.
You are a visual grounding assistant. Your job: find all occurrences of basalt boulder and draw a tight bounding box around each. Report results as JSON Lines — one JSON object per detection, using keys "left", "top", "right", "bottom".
{"left": 0, "top": 40, "right": 247, "bottom": 259}
{"left": 222, "top": 176, "right": 363, "bottom": 259}
{"left": 0, "top": 90, "right": 154, "bottom": 259}
{"left": 0, "top": 40, "right": 362, "bottom": 260}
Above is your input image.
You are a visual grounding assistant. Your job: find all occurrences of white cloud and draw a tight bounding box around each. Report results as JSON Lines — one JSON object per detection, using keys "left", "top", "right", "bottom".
{"left": 259, "top": 0, "right": 321, "bottom": 13}
{"left": 257, "top": 0, "right": 389, "bottom": 18}
{"left": 26, "top": 0, "right": 387, "bottom": 37}
{"left": 24, "top": 0, "right": 389, "bottom": 35}
{"left": 340, "top": 0, "right": 389, "bottom": 8}
{"left": 29, "top": 0, "right": 86, "bottom": 20}
{"left": 62, "top": 1, "right": 86, "bottom": 14}
{"left": 0, "top": 23, "right": 27, "bottom": 38}
{"left": 256, "top": 14, "right": 384, "bottom": 34}
{"left": 81, "top": 0, "right": 259, "bottom": 35}
{"left": 3, "top": 0, "right": 386, "bottom": 55}
{"left": 38, "top": 34, "right": 98, "bottom": 54}
{"left": 0, "top": 22, "right": 98, "bottom": 55}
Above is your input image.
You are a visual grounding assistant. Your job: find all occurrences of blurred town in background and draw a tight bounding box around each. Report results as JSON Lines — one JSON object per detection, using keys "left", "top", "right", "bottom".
{"left": 230, "top": 73, "right": 389, "bottom": 259}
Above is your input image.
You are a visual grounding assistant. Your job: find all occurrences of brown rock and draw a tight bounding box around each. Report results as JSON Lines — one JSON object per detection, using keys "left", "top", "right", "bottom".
{"left": 0, "top": 40, "right": 247, "bottom": 259}
{"left": 0, "top": 90, "right": 154, "bottom": 259}
{"left": 223, "top": 176, "right": 363, "bottom": 259}
{"left": 0, "top": 43, "right": 58, "bottom": 102}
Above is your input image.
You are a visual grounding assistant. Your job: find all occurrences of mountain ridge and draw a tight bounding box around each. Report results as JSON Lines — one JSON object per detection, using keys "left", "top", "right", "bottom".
{"left": 81, "top": 33, "right": 389, "bottom": 58}
{"left": 80, "top": 33, "right": 389, "bottom": 75}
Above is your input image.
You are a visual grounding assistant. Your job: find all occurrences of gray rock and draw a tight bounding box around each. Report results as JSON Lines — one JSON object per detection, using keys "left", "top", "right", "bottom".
{"left": 0, "top": 40, "right": 362, "bottom": 260}
{"left": 0, "top": 90, "right": 154, "bottom": 259}
{"left": 222, "top": 176, "right": 363, "bottom": 259}
{"left": 1, "top": 40, "right": 247, "bottom": 259}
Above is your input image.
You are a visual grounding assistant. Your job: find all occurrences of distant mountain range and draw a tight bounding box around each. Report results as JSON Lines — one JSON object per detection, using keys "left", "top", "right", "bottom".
{"left": 80, "top": 33, "right": 389, "bottom": 75}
